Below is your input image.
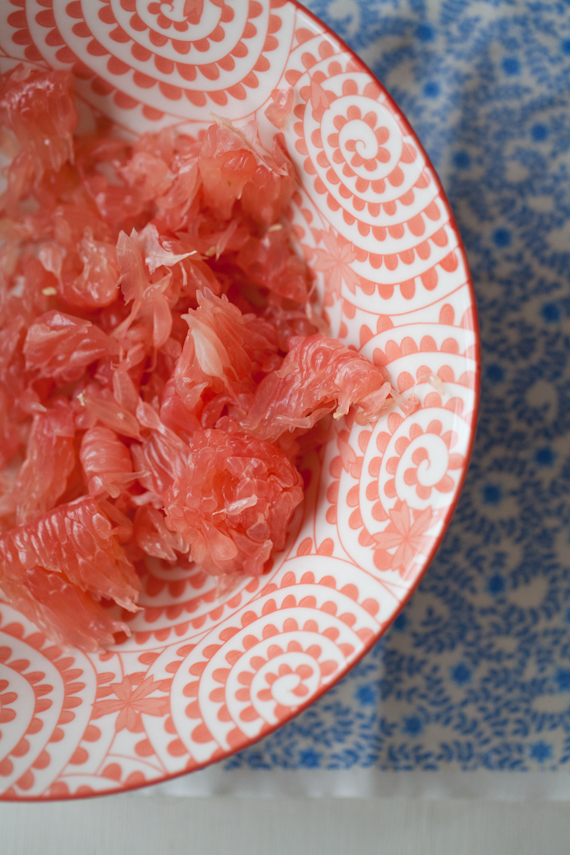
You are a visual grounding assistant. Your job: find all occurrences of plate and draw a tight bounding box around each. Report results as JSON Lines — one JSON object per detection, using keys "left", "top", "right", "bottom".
{"left": 0, "top": 0, "right": 479, "bottom": 799}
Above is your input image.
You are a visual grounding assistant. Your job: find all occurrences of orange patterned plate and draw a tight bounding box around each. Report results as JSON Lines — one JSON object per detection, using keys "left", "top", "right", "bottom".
{"left": 0, "top": 0, "right": 479, "bottom": 799}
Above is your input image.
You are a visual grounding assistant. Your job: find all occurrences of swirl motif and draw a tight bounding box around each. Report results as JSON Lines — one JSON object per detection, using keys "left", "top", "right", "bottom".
{"left": 161, "top": 555, "right": 392, "bottom": 765}
{"left": 323, "top": 98, "right": 403, "bottom": 188}
{"left": 117, "top": 557, "right": 266, "bottom": 648}
{"left": 284, "top": 45, "right": 471, "bottom": 314}
{"left": 371, "top": 408, "right": 467, "bottom": 510}
{"left": 0, "top": 605, "right": 95, "bottom": 798}
{"left": 363, "top": 322, "right": 479, "bottom": 395}
{"left": 249, "top": 651, "right": 321, "bottom": 715}
{"left": 321, "top": 316, "right": 476, "bottom": 582}
{"left": 144, "top": 0, "right": 226, "bottom": 35}
{"left": 3, "top": 0, "right": 294, "bottom": 120}
{"left": 397, "top": 429, "right": 459, "bottom": 501}
{"left": 0, "top": 675, "right": 18, "bottom": 733}
{"left": 0, "top": 1, "right": 478, "bottom": 798}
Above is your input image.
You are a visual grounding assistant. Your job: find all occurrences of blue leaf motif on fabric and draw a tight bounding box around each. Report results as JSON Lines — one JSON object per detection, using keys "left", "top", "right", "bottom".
{"left": 502, "top": 57, "right": 521, "bottom": 75}
{"left": 529, "top": 742, "right": 553, "bottom": 763}
{"left": 451, "top": 664, "right": 472, "bottom": 686}
{"left": 402, "top": 716, "right": 425, "bottom": 736}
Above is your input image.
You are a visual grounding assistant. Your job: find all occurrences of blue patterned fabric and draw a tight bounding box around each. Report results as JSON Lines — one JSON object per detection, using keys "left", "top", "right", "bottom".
{"left": 222, "top": 0, "right": 570, "bottom": 773}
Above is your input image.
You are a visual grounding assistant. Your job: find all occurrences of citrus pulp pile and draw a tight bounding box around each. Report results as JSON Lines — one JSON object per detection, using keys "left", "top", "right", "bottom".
{"left": 0, "top": 67, "right": 393, "bottom": 651}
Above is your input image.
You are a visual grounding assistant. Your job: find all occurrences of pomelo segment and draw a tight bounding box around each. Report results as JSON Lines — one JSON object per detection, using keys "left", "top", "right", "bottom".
{"left": 60, "top": 230, "right": 120, "bottom": 310}
{"left": 0, "top": 387, "right": 19, "bottom": 470}
{"left": 237, "top": 226, "right": 310, "bottom": 303}
{"left": 24, "top": 310, "right": 118, "bottom": 383}
{"left": 240, "top": 133, "right": 296, "bottom": 227}
{"left": 0, "top": 496, "right": 140, "bottom": 611}
{"left": 134, "top": 505, "right": 189, "bottom": 562}
{"left": 131, "top": 400, "right": 188, "bottom": 499}
{"left": 0, "top": 567, "right": 130, "bottom": 653}
{"left": 0, "top": 67, "right": 395, "bottom": 650}
{"left": 244, "top": 334, "right": 393, "bottom": 442}
{"left": 263, "top": 299, "right": 320, "bottom": 351}
{"left": 164, "top": 288, "right": 280, "bottom": 431}
{"left": 198, "top": 123, "right": 258, "bottom": 220}
{"left": 80, "top": 426, "right": 134, "bottom": 499}
{"left": 14, "top": 407, "right": 76, "bottom": 524}
{"left": 0, "top": 66, "right": 76, "bottom": 180}
{"left": 164, "top": 429, "right": 304, "bottom": 577}
{"left": 265, "top": 89, "right": 295, "bottom": 131}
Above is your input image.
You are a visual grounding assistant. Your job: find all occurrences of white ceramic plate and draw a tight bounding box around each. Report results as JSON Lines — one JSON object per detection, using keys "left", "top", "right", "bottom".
{"left": 0, "top": 0, "right": 479, "bottom": 799}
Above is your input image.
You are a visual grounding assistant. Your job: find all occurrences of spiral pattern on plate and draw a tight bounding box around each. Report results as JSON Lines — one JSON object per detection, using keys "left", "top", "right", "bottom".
{"left": 3, "top": 0, "right": 294, "bottom": 121}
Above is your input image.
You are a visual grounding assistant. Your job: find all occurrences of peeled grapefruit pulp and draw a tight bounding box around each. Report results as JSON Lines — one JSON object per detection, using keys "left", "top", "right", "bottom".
{"left": 0, "top": 67, "right": 394, "bottom": 650}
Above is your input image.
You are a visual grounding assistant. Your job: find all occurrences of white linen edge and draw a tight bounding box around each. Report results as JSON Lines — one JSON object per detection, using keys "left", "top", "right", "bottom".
{"left": 139, "top": 767, "right": 570, "bottom": 800}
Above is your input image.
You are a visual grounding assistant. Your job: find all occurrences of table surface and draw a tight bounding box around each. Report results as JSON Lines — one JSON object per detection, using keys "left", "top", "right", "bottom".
{"left": 2, "top": 797, "right": 570, "bottom": 855}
